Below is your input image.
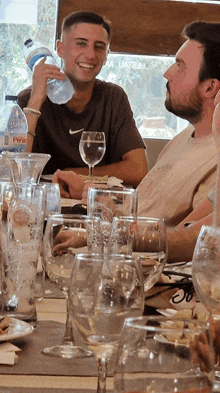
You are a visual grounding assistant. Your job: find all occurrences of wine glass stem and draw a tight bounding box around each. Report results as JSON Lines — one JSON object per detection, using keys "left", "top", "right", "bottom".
{"left": 62, "top": 296, "right": 75, "bottom": 345}
{"left": 89, "top": 165, "right": 94, "bottom": 181}
{"left": 97, "top": 357, "right": 108, "bottom": 393}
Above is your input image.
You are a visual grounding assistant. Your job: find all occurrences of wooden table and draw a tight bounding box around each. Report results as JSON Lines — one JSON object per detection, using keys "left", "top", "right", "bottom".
{"left": 0, "top": 298, "right": 114, "bottom": 392}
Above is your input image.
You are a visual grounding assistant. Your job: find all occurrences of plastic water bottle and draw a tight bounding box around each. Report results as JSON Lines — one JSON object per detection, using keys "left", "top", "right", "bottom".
{"left": 0, "top": 95, "right": 27, "bottom": 152}
{"left": 23, "top": 39, "right": 74, "bottom": 105}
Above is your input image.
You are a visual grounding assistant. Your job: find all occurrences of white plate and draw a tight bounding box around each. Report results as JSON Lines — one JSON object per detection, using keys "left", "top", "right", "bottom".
{"left": 0, "top": 317, "right": 34, "bottom": 342}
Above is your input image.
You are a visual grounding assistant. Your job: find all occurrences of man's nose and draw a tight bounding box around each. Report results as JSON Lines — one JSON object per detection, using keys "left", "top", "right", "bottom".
{"left": 164, "top": 63, "right": 174, "bottom": 80}
{"left": 84, "top": 44, "right": 96, "bottom": 58}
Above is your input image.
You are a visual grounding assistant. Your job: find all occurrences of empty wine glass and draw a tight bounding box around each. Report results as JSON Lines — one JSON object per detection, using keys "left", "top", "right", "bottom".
{"left": 79, "top": 131, "right": 106, "bottom": 180}
{"left": 192, "top": 224, "right": 220, "bottom": 380}
{"left": 42, "top": 214, "right": 103, "bottom": 358}
{"left": 132, "top": 217, "right": 168, "bottom": 292}
{"left": 114, "top": 315, "right": 215, "bottom": 393}
{"left": 68, "top": 253, "right": 145, "bottom": 393}
{"left": 87, "top": 187, "right": 138, "bottom": 253}
{"left": 109, "top": 216, "right": 167, "bottom": 293}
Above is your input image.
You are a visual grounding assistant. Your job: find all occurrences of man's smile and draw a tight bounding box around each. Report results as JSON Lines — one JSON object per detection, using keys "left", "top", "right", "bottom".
{"left": 78, "top": 63, "right": 95, "bottom": 69}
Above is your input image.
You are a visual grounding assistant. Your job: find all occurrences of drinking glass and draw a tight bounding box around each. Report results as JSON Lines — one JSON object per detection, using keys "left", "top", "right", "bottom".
{"left": 68, "top": 253, "right": 145, "bottom": 393}
{"left": 0, "top": 182, "right": 46, "bottom": 322}
{"left": 192, "top": 225, "right": 220, "bottom": 379}
{"left": 42, "top": 214, "right": 103, "bottom": 358}
{"left": 79, "top": 131, "right": 106, "bottom": 180}
{"left": 114, "top": 315, "right": 215, "bottom": 393}
{"left": 109, "top": 216, "right": 167, "bottom": 292}
{"left": 87, "top": 187, "right": 138, "bottom": 253}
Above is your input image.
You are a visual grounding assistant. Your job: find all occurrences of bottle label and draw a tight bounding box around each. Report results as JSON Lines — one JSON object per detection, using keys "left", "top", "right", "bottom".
{"left": 26, "top": 47, "right": 53, "bottom": 71}
{"left": 3, "top": 134, "right": 27, "bottom": 152}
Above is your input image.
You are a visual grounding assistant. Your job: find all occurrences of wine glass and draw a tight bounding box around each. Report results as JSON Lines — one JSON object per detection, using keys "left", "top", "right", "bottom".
{"left": 132, "top": 217, "right": 168, "bottom": 292}
{"left": 114, "top": 315, "right": 215, "bottom": 393}
{"left": 79, "top": 131, "right": 106, "bottom": 180}
{"left": 109, "top": 216, "right": 167, "bottom": 293}
{"left": 87, "top": 187, "right": 138, "bottom": 253}
{"left": 42, "top": 214, "right": 103, "bottom": 358}
{"left": 68, "top": 253, "right": 145, "bottom": 393}
{"left": 192, "top": 224, "right": 220, "bottom": 380}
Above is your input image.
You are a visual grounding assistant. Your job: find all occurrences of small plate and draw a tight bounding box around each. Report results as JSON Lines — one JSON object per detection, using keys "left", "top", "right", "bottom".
{"left": 0, "top": 317, "right": 34, "bottom": 342}
{"left": 156, "top": 308, "right": 177, "bottom": 318}
{"left": 60, "top": 198, "right": 79, "bottom": 207}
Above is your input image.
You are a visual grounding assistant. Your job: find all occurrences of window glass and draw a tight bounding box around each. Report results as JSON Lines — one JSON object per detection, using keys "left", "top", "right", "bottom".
{"left": 0, "top": 0, "right": 58, "bottom": 103}
{"left": 99, "top": 53, "right": 189, "bottom": 139}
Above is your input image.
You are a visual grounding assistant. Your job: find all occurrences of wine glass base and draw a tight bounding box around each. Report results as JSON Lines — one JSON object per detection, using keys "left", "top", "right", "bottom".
{"left": 42, "top": 344, "right": 93, "bottom": 359}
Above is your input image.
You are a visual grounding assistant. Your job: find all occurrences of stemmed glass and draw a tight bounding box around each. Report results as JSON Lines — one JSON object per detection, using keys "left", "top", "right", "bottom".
{"left": 192, "top": 224, "right": 220, "bottom": 379}
{"left": 68, "top": 253, "right": 145, "bottom": 393}
{"left": 114, "top": 315, "right": 215, "bottom": 393}
{"left": 87, "top": 187, "right": 138, "bottom": 253}
{"left": 42, "top": 214, "right": 103, "bottom": 358}
{"left": 79, "top": 131, "right": 106, "bottom": 180}
{"left": 109, "top": 216, "right": 167, "bottom": 293}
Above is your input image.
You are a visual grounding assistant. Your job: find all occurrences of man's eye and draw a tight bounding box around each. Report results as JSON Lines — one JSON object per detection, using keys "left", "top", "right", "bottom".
{"left": 95, "top": 45, "right": 106, "bottom": 51}
{"left": 76, "top": 42, "right": 86, "bottom": 47}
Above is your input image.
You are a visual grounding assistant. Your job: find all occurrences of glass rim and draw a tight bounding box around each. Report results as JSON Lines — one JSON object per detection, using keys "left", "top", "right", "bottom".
{"left": 74, "top": 253, "right": 141, "bottom": 261}
{"left": 124, "top": 315, "right": 210, "bottom": 333}
{"left": 46, "top": 213, "right": 100, "bottom": 221}
{"left": 87, "top": 187, "right": 137, "bottom": 194}
{"left": 1, "top": 151, "right": 51, "bottom": 159}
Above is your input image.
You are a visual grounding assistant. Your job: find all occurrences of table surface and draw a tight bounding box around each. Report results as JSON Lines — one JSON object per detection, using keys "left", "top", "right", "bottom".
{"left": 0, "top": 297, "right": 114, "bottom": 392}
{"left": 1, "top": 281, "right": 220, "bottom": 393}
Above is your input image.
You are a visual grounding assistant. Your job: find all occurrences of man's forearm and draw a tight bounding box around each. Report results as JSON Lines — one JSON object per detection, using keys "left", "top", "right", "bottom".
{"left": 167, "top": 213, "right": 213, "bottom": 263}
{"left": 65, "top": 150, "right": 147, "bottom": 187}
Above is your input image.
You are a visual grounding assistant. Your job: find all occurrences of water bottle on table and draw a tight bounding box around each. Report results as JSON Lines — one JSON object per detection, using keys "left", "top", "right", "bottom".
{"left": 23, "top": 39, "right": 74, "bottom": 105}
{"left": 0, "top": 95, "right": 27, "bottom": 152}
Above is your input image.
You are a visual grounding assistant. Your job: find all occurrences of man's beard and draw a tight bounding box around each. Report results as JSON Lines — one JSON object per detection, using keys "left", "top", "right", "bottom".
{"left": 165, "top": 83, "right": 204, "bottom": 124}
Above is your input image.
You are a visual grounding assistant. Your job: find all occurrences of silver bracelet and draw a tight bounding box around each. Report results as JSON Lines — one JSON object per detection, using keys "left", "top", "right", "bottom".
{"left": 28, "top": 130, "right": 36, "bottom": 137}
{"left": 23, "top": 107, "right": 41, "bottom": 118}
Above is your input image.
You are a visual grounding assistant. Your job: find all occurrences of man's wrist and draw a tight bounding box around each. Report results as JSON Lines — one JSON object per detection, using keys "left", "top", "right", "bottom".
{"left": 23, "top": 107, "right": 41, "bottom": 118}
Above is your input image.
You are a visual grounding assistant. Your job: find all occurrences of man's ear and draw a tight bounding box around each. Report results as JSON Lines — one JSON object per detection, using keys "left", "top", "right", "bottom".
{"left": 103, "top": 46, "right": 110, "bottom": 65}
{"left": 202, "top": 78, "right": 220, "bottom": 99}
{"left": 56, "top": 39, "right": 64, "bottom": 58}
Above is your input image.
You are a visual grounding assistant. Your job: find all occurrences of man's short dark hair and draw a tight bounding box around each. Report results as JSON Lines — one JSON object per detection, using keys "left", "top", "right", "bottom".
{"left": 182, "top": 20, "right": 220, "bottom": 82}
{"left": 61, "top": 10, "right": 111, "bottom": 40}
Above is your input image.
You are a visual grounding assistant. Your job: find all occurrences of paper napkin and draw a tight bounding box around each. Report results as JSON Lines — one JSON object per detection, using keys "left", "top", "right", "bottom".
{"left": 0, "top": 342, "right": 21, "bottom": 365}
{"left": 107, "top": 177, "right": 123, "bottom": 188}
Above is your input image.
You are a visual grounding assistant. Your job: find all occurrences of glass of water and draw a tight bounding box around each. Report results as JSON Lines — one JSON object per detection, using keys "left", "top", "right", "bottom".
{"left": 79, "top": 131, "right": 106, "bottom": 180}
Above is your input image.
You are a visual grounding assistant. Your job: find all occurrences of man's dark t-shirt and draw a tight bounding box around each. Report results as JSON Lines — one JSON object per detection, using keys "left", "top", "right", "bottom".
{"left": 18, "top": 79, "right": 145, "bottom": 174}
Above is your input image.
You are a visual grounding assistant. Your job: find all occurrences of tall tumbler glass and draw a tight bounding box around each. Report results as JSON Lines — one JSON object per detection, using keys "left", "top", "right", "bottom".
{"left": 0, "top": 182, "right": 46, "bottom": 323}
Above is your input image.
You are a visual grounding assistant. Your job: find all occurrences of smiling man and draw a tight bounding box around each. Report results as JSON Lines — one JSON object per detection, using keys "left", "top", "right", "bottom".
{"left": 18, "top": 11, "right": 147, "bottom": 186}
